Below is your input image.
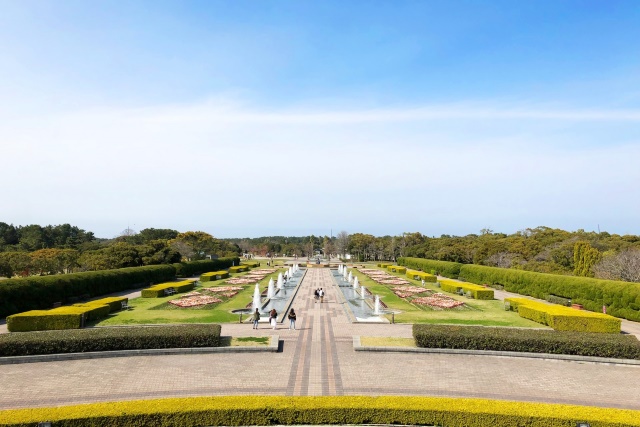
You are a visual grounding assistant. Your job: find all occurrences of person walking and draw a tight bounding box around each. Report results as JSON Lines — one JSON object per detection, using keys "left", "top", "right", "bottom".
{"left": 288, "top": 308, "right": 297, "bottom": 330}
{"left": 314, "top": 288, "right": 319, "bottom": 303}
{"left": 269, "top": 308, "right": 278, "bottom": 330}
{"left": 320, "top": 288, "right": 325, "bottom": 303}
{"left": 251, "top": 308, "right": 260, "bottom": 329}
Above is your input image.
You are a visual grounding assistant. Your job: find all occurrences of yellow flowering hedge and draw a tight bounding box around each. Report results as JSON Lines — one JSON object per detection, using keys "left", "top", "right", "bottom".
{"left": 387, "top": 265, "right": 407, "bottom": 274}
{"left": 241, "top": 261, "right": 260, "bottom": 268}
{"left": 228, "top": 266, "right": 248, "bottom": 273}
{"left": 6, "top": 304, "right": 110, "bottom": 332}
{"left": 406, "top": 269, "right": 437, "bottom": 282}
{"left": 73, "top": 296, "right": 127, "bottom": 313}
{"left": 377, "top": 262, "right": 391, "bottom": 268}
{"left": 200, "top": 271, "right": 230, "bottom": 282}
{"left": 439, "top": 279, "right": 494, "bottom": 300}
{"left": 140, "top": 280, "right": 195, "bottom": 298}
{"left": 0, "top": 396, "right": 638, "bottom": 427}
{"left": 506, "top": 297, "right": 621, "bottom": 333}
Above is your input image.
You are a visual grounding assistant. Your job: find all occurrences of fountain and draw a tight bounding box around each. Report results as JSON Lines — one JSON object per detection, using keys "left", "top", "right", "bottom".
{"left": 348, "top": 271, "right": 353, "bottom": 283}
{"left": 252, "top": 283, "right": 262, "bottom": 312}
{"left": 374, "top": 295, "right": 381, "bottom": 315}
{"left": 343, "top": 267, "right": 348, "bottom": 279}
{"left": 353, "top": 276, "right": 359, "bottom": 289}
{"left": 338, "top": 265, "right": 343, "bottom": 274}
{"left": 360, "top": 285, "right": 367, "bottom": 299}
{"left": 288, "top": 267, "right": 293, "bottom": 278}
{"left": 267, "top": 279, "right": 275, "bottom": 299}
{"left": 276, "top": 273, "right": 283, "bottom": 289}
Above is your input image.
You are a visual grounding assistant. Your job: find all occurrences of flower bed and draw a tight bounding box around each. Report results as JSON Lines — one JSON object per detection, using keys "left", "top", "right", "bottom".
{"left": 180, "top": 291, "right": 202, "bottom": 298}
{"left": 168, "top": 295, "right": 222, "bottom": 308}
{"left": 225, "top": 277, "right": 260, "bottom": 285}
{"left": 413, "top": 293, "right": 466, "bottom": 309}
{"left": 203, "top": 286, "right": 243, "bottom": 293}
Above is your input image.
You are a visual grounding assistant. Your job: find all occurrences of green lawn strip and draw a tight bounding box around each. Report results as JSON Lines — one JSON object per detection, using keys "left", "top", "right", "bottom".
{"left": 97, "top": 267, "right": 286, "bottom": 326}
{"left": 218, "top": 336, "right": 270, "bottom": 347}
{"left": 351, "top": 267, "right": 543, "bottom": 328}
{"left": 360, "top": 336, "right": 416, "bottom": 347}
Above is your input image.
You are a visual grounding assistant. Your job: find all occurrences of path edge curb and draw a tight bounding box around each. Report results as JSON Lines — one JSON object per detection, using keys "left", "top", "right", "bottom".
{"left": 353, "top": 336, "right": 640, "bottom": 366}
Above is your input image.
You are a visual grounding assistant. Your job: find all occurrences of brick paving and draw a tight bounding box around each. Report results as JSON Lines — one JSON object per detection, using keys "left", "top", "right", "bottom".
{"left": 1, "top": 268, "right": 639, "bottom": 410}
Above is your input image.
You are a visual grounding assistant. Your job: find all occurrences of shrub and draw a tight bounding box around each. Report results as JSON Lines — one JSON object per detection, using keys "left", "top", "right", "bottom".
{"left": 413, "top": 324, "right": 640, "bottom": 359}
{"left": 0, "top": 265, "right": 176, "bottom": 318}
{"left": 546, "top": 294, "right": 571, "bottom": 306}
{"left": 377, "top": 263, "right": 391, "bottom": 268}
{"left": 241, "top": 261, "right": 260, "bottom": 268}
{"left": 0, "top": 324, "right": 221, "bottom": 356}
{"left": 0, "top": 396, "right": 639, "bottom": 427}
{"left": 200, "top": 271, "right": 230, "bottom": 282}
{"left": 172, "top": 258, "right": 239, "bottom": 277}
{"left": 76, "top": 296, "right": 128, "bottom": 313}
{"left": 398, "top": 257, "right": 462, "bottom": 278}
{"left": 439, "top": 279, "right": 494, "bottom": 300}
{"left": 228, "top": 265, "right": 248, "bottom": 273}
{"left": 141, "top": 280, "right": 195, "bottom": 298}
{"left": 6, "top": 310, "right": 82, "bottom": 332}
{"left": 387, "top": 266, "right": 407, "bottom": 274}
{"left": 406, "top": 269, "right": 437, "bottom": 282}
{"left": 68, "top": 304, "right": 111, "bottom": 321}
{"left": 459, "top": 263, "right": 640, "bottom": 322}
{"left": 505, "top": 297, "right": 621, "bottom": 333}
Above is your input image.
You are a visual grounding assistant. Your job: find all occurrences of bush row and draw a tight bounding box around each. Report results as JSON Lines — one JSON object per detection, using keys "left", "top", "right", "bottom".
{"left": 1, "top": 396, "right": 638, "bottom": 427}
{"left": 228, "top": 265, "right": 249, "bottom": 273}
{"left": 0, "top": 324, "right": 221, "bottom": 356}
{"left": 406, "top": 269, "right": 437, "bottom": 282}
{"left": 0, "top": 265, "right": 175, "bottom": 318}
{"left": 505, "top": 297, "right": 621, "bottom": 333}
{"left": 413, "top": 324, "right": 640, "bottom": 359}
{"left": 6, "top": 296, "right": 129, "bottom": 332}
{"left": 241, "top": 261, "right": 260, "bottom": 268}
{"left": 387, "top": 266, "right": 407, "bottom": 274}
{"left": 439, "top": 279, "right": 494, "bottom": 300}
{"left": 460, "top": 264, "right": 640, "bottom": 322}
{"left": 172, "top": 258, "right": 239, "bottom": 277}
{"left": 377, "top": 262, "right": 392, "bottom": 268}
{"left": 398, "top": 257, "right": 462, "bottom": 278}
{"left": 199, "top": 271, "right": 230, "bottom": 282}
{"left": 140, "top": 280, "right": 195, "bottom": 298}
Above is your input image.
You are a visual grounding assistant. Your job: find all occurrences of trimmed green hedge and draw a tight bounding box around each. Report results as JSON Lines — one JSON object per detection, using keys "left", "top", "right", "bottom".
{"left": 377, "top": 262, "right": 391, "bottom": 268}
{"left": 406, "top": 269, "right": 437, "bottom": 282}
{"left": 140, "top": 280, "right": 195, "bottom": 298}
{"left": 506, "top": 297, "right": 621, "bottom": 333}
{"left": 241, "top": 261, "right": 260, "bottom": 268}
{"left": 0, "top": 324, "right": 221, "bottom": 356}
{"left": 459, "top": 263, "right": 640, "bottom": 322}
{"left": 387, "top": 265, "right": 407, "bottom": 274}
{"left": 76, "top": 296, "right": 128, "bottom": 313}
{"left": 200, "top": 271, "right": 230, "bottom": 282}
{"left": 228, "top": 265, "right": 248, "bottom": 273}
{"left": 6, "top": 309, "right": 83, "bottom": 332}
{"left": 413, "top": 324, "right": 640, "bottom": 359}
{"left": 0, "top": 265, "right": 175, "bottom": 318}
{"left": 439, "top": 279, "right": 494, "bottom": 300}
{"left": 173, "top": 258, "right": 239, "bottom": 277}
{"left": 398, "top": 257, "right": 462, "bottom": 278}
{"left": 1, "top": 396, "right": 639, "bottom": 427}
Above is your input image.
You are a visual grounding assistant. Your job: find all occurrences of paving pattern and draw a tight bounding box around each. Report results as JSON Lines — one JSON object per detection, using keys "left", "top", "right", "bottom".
{"left": 1, "top": 268, "right": 639, "bottom": 411}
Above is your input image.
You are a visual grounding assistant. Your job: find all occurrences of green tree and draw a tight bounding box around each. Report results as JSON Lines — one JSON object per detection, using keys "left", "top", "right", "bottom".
{"left": 573, "top": 241, "right": 601, "bottom": 277}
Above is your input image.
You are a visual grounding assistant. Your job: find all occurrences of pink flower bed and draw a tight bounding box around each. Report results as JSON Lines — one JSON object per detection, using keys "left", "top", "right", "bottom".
{"left": 225, "top": 277, "right": 259, "bottom": 285}
{"left": 392, "top": 286, "right": 426, "bottom": 294}
{"left": 169, "top": 295, "right": 222, "bottom": 307}
{"left": 379, "top": 278, "right": 410, "bottom": 285}
{"left": 204, "top": 286, "right": 243, "bottom": 293}
{"left": 220, "top": 291, "right": 238, "bottom": 298}
{"left": 412, "top": 294, "right": 465, "bottom": 309}
{"left": 180, "top": 291, "right": 202, "bottom": 298}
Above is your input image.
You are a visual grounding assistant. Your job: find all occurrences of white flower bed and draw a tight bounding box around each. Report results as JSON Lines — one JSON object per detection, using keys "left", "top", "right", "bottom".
{"left": 168, "top": 295, "right": 222, "bottom": 307}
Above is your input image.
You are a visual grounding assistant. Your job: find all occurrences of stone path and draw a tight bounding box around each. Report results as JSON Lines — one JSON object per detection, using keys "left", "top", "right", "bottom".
{"left": 1, "top": 269, "right": 639, "bottom": 411}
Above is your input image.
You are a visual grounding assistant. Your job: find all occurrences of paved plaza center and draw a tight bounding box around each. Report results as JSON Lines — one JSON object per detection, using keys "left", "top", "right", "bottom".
{"left": 1, "top": 268, "right": 639, "bottom": 410}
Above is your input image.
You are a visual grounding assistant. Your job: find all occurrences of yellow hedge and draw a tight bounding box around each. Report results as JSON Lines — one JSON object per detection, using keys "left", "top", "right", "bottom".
{"left": 406, "top": 269, "right": 437, "bottom": 282}
{"left": 377, "top": 263, "right": 391, "bottom": 268}
{"left": 506, "top": 297, "right": 621, "bottom": 333}
{"left": 387, "top": 265, "right": 407, "bottom": 274}
{"left": 75, "top": 296, "right": 127, "bottom": 313}
{"left": 228, "top": 265, "right": 249, "bottom": 273}
{"left": 141, "top": 280, "right": 195, "bottom": 298}
{"left": 6, "top": 304, "right": 111, "bottom": 332}
{"left": 439, "top": 279, "right": 494, "bottom": 300}
{"left": 241, "top": 261, "right": 260, "bottom": 268}
{"left": 0, "top": 396, "right": 638, "bottom": 427}
{"left": 200, "top": 271, "right": 230, "bottom": 282}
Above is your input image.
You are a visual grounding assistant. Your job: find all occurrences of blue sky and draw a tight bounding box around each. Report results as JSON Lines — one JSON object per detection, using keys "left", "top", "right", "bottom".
{"left": 1, "top": 1, "right": 639, "bottom": 238}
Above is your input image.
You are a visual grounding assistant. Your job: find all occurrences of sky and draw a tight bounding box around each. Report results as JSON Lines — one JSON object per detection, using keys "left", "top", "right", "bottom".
{"left": 1, "top": 0, "right": 639, "bottom": 239}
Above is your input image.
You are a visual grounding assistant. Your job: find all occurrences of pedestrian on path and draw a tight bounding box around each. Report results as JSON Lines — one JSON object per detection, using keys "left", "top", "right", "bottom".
{"left": 269, "top": 308, "right": 277, "bottom": 330}
{"left": 288, "top": 308, "right": 297, "bottom": 330}
{"left": 320, "top": 288, "right": 325, "bottom": 303}
{"left": 251, "top": 308, "right": 260, "bottom": 329}
{"left": 314, "top": 288, "right": 319, "bottom": 303}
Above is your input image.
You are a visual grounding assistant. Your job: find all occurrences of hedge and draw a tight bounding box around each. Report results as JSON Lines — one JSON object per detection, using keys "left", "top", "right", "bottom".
{"left": 459, "top": 263, "right": 640, "bottom": 322}
{"left": 140, "top": 280, "right": 195, "bottom": 298}
{"left": 173, "top": 258, "right": 239, "bottom": 277}
{"left": 377, "top": 263, "right": 391, "bottom": 268}
{"left": 1, "top": 396, "right": 639, "bottom": 427}
{"left": 439, "top": 279, "right": 494, "bottom": 300}
{"left": 241, "top": 261, "right": 260, "bottom": 268}
{"left": 387, "top": 266, "right": 407, "bottom": 274}
{"left": 74, "top": 296, "right": 128, "bottom": 313}
{"left": 413, "top": 324, "right": 640, "bottom": 359}
{"left": 505, "top": 297, "right": 621, "bottom": 333}
{"left": 406, "top": 269, "right": 437, "bottom": 282}
{"left": 0, "top": 324, "right": 221, "bottom": 356}
{"left": 398, "top": 257, "right": 462, "bottom": 278}
{"left": 228, "top": 265, "right": 248, "bottom": 273}
{"left": 0, "top": 265, "right": 175, "bottom": 318}
{"left": 6, "top": 304, "right": 111, "bottom": 332}
{"left": 199, "top": 271, "right": 229, "bottom": 282}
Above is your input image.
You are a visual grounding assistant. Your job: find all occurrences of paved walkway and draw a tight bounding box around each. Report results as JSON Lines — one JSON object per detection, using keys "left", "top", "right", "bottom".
{"left": 1, "top": 268, "right": 640, "bottom": 411}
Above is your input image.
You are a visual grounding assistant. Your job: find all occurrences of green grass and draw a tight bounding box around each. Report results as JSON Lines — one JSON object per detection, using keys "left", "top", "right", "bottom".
{"left": 351, "top": 265, "right": 544, "bottom": 328}
{"left": 96, "top": 268, "right": 286, "bottom": 326}
{"left": 360, "top": 336, "right": 416, "bottom": 347}
{"left": 219, "top": 336, "right": 270, "bottom": 347}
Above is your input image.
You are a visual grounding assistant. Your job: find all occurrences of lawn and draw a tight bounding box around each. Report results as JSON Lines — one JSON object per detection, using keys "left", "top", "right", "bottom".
{"left": 96, "top": 267, "right": 286, "bottom": 326}
{"left": 350, "top": 265, "right": 544, "bottom": 328}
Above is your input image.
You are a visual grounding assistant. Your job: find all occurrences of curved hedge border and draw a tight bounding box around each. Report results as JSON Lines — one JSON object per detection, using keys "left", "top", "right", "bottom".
{"left": 0, "top": 324, "right": 221, "bottom": 357}
{"left": 413, "top": 324, "right": 640, "bottom": 359}
{"left": 173, "top": 258, "right": 239, "bottom": 277}
{"left": 0, "top": 265, "right": 175, "bottom": 318}
{"left": 398, "top": 257, "right": 462, "bottom": 278}
{"left": 0, "top": 396, "right": 638, "bottom": 426}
